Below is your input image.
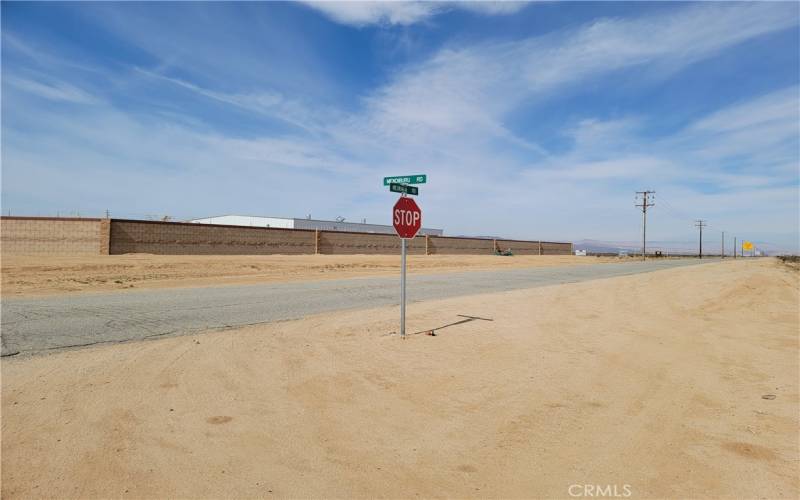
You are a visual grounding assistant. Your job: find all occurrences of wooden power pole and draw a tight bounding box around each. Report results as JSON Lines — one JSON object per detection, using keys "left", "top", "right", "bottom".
{"left": 695, "top": 220, "right": 707, "bottom": 259}
{"left": 636, "top": 191, "right": 655, "bottom": 261}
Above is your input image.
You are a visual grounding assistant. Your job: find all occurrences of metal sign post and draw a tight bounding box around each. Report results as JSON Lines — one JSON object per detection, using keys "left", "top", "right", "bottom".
{"left": 391, "top": 189, "right": 423, "bottom": 339}
{"left": 401, "top": 237, "right": 406, "bottom": 338}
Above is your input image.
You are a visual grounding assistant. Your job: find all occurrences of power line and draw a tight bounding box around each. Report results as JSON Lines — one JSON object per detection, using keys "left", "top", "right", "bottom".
{"left": 635, "top": 191, "right": 655, "bottom": 261}
{"left": 657, "top": 196, "right": 692, "bottom": 222}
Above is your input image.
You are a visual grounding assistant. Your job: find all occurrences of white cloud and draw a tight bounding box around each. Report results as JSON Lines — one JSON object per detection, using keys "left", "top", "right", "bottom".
{"left": 517, "top": 3, "right": 799, "bottom": 91}
{"left": 1, "top": 33, "right": 103, "bottom": 75}
{"left": 535, "top": 156, "right": 673, "bottom": 182}
{"left": 306, "top": 0, "right": 799, "bottom": 226}
{"left": 672, "top": 87, "right": 800, "bottom": 168}
{"left": 690, "top": 87, "right": 799, "bottom": 134}
{"left": 301, "top": 1, "right": 442, "bottom": 26}
{"left": 4, "top": 75, "right": 98, "bottom": 104}
{"left": 350, "top": 2, "right": 728, "bottom": 122}
{"left": 2, "top": 2, "right": 798, "bottom": 250}
{"left": 4, "top": 81, "right": 797, "bottom": 249}
{"left": 457, "top": 1, "right": 527, "bottom": 16}
{"left": 351, "top": 2, "right": 798, "bottom": 147}
{"left": 133, "top": 68, "right": 338, "bottom": 134}
{"left": 300, "top": 1, "right": 527, "bottom": 26}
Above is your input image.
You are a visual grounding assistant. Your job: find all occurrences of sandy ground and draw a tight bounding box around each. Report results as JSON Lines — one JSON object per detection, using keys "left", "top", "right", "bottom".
{"left": 0, "top": 254, "right": 619, "bottom": 297}
{"left": 1, "top": 258, "right": 798, "bottom": 498}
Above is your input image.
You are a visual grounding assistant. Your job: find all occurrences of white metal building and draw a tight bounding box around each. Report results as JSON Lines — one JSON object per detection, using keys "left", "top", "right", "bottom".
{"left": 189, "top": 215, "right": 444, "bottom": 236}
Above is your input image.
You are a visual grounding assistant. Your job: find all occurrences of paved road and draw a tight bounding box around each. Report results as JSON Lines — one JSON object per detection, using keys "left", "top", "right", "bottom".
{"left": 2, "top": 259, "right": 715, "bottom": 355}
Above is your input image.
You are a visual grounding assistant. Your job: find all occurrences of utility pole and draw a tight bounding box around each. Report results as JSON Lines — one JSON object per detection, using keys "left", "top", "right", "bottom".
{"left": 695, "top": 220, "right": 707, "bottom": 259}
{"left": 721, "top": 231, "right": 725, "bottom": 259}
{"left": 733, "top": 237, "right": 737, "bottom": 259}
{"left": 635, "top": 191, "right": 655, "bottom": 261}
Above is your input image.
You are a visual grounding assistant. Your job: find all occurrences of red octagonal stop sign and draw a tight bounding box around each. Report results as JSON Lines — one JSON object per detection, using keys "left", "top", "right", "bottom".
{"left": 393, "top": 196, "right": 422, "bottom": 239}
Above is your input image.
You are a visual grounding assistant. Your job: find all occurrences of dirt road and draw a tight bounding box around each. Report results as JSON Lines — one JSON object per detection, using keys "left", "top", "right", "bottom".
{"left": 2, "top": 258, "right": 710, "bottom": 355}
{"left": 2, "top": 259, "right": 797, "bottom": 498}
{"left": 1, "top": 254, "right": 619, "bottom": 297}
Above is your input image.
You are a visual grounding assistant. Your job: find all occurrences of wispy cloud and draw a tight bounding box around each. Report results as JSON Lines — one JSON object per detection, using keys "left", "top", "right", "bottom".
{"left": 322, "top": 1, "right": 799, "bottom": 201}
{"left": 672, "top": 86, "right": 799, "bottom": 173}
{"left": 133, "top": 68, "right": 336, "bottom": 134}
{"left": 354, "top": 1, "right": 798, "bottom": 145}
{"left": 4, "top": 75, "right": 99, "bottom": 104}
{"left": 300, "top": 1, "right": 528, "bottom": 26}
{"left": 691, "top": 87, "right": 799, "bottom": 134}
{"left": 2, "top": 2, "right": 798, "bottom": 250}
{"left": 300, "top": 1, "right": 442, "bottom": 26}
{"left": 520, "top": 2, "right": 799, "bottom": 91}
{"left": 457, "top": 1, "right": 528, "bottom": 16}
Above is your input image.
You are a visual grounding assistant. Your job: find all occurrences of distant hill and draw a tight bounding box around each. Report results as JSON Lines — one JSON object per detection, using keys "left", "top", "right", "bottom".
{"left": 574, "top": 239, "right": 788, "bottom": 256}
{"left": 576, "top": 239, "right": 709, "bottom": 255}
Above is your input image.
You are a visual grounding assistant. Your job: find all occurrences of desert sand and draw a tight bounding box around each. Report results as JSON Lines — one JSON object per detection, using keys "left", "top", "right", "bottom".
{"left": 1, "top": 254, "right": 618, "bottom": 297}
{"left": 1, "top": 258, "right": 798, "bottom": 498}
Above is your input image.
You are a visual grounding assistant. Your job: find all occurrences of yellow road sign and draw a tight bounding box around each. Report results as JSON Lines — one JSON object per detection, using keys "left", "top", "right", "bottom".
{"left": 742, "top": 241, "right": 754, "bottom": 251}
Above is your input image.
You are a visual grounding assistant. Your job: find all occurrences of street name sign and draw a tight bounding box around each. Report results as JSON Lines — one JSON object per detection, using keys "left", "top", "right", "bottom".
{"left": 383, "top": 174, "right": 427, "bottom": 186}
{"left": 389, "top": 183, "right": 419, "bottom": 196}
{"left": 393, "top": 197, "right": 422, "bottom": 239}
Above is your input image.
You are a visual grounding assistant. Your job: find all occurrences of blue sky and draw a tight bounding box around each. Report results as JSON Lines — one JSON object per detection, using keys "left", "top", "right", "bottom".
{"left": 2, "top": 1, "right": 799, "bottom": 252}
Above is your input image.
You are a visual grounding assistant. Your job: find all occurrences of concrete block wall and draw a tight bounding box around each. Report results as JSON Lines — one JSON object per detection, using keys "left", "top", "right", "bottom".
{"left": 0, "top": 217, "right": 106, "bottom": 255}
{"left": 541, "top": 241, "right": 574, "bottom": 255}
{"left": 427, "top": 236, "right": 496, "bottom": 255}
{"left": 0, "top": 217, "right": 573, "bottom": 256}
{"left": 494, "top": 239, "right": 572, "bottom": 255}
{"left": 318, "top": 230, "right": 426, "bottom": 255}
{"left": 496, "top": 239, "right": 542, "bottom": 255}
{"left": 99, "top": 219, "right": 111, "bottom": 255}
{"left": 109, "top": 220, "right": 315, "bottom": 255}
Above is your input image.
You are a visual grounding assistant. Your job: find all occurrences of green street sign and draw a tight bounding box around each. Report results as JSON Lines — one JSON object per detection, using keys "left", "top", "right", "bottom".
{"left": 383, "top": 174, "right": 426, "bottom": 186}
{"left": 390, "top": 183, "right": 419, "bottom": 196}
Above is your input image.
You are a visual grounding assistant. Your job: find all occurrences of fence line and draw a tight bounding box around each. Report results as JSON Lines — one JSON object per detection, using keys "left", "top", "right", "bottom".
{"left": 0, "top": 216, "right": 573, "bottom": 256}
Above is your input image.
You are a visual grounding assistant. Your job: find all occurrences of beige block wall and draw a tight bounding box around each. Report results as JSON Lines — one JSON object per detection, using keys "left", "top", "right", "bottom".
{"left": 109, "top": 220, "right": 315, "bottom": 255}
{"left": 541, "top": 241, "right": 573, "bottom": 255}
{"left": 99, "top": 219, "right": 111, "bottom": 255}
{"left": 0, "top": 217, "right": 573, "bottom": 257}
{"left": 318, "top": 231, "right": 426, "bottom": 255}
{"left": 496, "top": 239, "right": 541, "bottom": 255}
{"left": 0, "top": 217, "right": 105, "bottom": 255}
{"left": 427, "top": 236, "right": 495, "bottom": 255}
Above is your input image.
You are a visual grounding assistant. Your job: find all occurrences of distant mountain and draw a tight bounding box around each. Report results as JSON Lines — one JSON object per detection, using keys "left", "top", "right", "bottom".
{"left": 575, "top": 239, "right": 710, "bottom": 255}
{"left": 574, "top": 239, "right": 788, "bottom": 256}
{"left": 446, "top": 236, "right": 790, "bottom": 256}
{"left": 573, "top": 240, "right": 635, "bottom": 254}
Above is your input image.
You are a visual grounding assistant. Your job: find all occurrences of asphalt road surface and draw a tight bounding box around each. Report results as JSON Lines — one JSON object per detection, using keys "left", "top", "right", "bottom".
{"left": 2, "top": 259, "right": 715, "bottom": 355}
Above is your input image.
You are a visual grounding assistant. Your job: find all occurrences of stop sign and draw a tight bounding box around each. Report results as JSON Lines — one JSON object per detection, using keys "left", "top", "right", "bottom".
{"left": 393, "top": 197, "right": 422, "bottom": 239}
